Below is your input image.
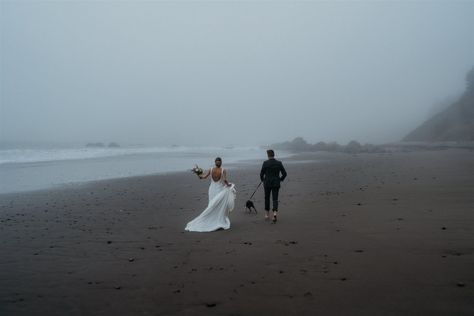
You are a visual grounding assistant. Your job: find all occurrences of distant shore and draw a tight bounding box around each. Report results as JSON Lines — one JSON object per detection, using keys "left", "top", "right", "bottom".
{"left": 271, "top": 137, "right": 474, "bottom": 154}
{"left": 1, "top": 148, "right": 473, "bottom": 315}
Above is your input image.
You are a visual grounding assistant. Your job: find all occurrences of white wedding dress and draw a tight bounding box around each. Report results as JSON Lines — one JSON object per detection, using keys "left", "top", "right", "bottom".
{"left": 185, "top": 167, "right": 236, "bottom": 232}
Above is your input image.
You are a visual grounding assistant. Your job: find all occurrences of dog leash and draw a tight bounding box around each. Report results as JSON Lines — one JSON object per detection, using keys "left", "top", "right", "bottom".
{"left": 248, "top": 181, "right": 263, "bottom": 200}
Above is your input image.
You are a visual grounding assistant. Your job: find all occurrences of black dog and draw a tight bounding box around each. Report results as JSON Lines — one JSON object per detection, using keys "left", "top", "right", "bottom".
{"left": 245, "top": 200, "right": 257, "bottom": 213}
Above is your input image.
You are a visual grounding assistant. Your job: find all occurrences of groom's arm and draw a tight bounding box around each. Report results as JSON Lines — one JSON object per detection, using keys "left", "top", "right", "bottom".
{"left": 260, "top": 163, "right": 266, "bottom": 182}
{"left": 279, "top": 162, "right": 287, "bottom": 182}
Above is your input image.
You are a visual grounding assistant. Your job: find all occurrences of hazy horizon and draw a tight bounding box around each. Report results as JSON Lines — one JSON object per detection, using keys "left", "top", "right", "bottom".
{"left": 1, "top": 1, "right": 473, "bottom": 147}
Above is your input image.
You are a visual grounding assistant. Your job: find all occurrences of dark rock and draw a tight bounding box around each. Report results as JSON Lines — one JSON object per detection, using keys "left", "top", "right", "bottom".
{"left": 344, "top": 140, "right": 362, "bottom": 153}
{"left": 85, "top": 142, "right": 105, "bottom": 148}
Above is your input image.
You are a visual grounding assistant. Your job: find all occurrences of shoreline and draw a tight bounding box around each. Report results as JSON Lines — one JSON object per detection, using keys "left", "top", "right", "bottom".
{"left": 0, "top": 149, "right": 301, "bottom": 196}
{"left": 0, "top": 146, "right": 291, "bottom": 195}
{"left": 3, "top": 144, "right": 470, "bottom": 196}
{"left": 0, "top": 155, "right": 266, "bottom": 198}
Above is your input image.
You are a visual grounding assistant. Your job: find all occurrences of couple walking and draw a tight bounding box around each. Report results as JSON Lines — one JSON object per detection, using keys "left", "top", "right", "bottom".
{"left": 185, "top": 149, "right": 287, "bottom": 232}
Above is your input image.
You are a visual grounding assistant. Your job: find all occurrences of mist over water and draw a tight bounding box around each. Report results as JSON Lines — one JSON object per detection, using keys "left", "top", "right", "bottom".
{"left": 1, "top": 1, "right": 473, "bottom": 147}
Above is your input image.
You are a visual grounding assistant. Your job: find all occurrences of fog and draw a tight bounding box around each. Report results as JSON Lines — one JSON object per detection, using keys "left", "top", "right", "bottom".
{"left": 1, "top": 1, "right": 473, "bottom": 147}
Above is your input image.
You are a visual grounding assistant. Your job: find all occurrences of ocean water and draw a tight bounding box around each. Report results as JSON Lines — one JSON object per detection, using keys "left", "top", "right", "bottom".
{"left": 0, "top": 143, "right": 289, "bottom": 194}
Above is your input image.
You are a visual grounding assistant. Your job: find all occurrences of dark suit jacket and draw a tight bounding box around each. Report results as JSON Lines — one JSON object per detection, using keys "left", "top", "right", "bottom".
{"left": 260, "top": 158, "right": 287, "bottom": 188}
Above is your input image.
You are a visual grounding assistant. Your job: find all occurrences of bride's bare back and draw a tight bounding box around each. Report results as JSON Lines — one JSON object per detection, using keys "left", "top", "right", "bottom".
{"left": 200, "top": 164, "right": 230, "bottom": 186}
{"left": 211, "top": 167, "right": 222, "bottom": 182}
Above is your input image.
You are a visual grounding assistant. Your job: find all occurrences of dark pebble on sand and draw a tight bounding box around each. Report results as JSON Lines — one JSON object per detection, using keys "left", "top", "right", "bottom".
{"left": 442, "top": 227, "right": 447, "bottom": 230}
{"left": 206, "top": 303, "right": 217, "bottom": 308}
{"left": 128, "top": 258, "right": 135, "bottom": 262}
{"left": 107, "top": 241, "right": 112, "bottom": 244}
{"left": 115, "top": 286, "right": 122, "bottom": 290}
{"left": 457, "top": 282, "right": 466, "bottom": 287}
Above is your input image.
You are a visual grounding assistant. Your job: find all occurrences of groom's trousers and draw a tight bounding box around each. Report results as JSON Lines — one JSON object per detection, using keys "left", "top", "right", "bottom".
{"left": 264, "top": 186, "right": 279, "bottom": 211}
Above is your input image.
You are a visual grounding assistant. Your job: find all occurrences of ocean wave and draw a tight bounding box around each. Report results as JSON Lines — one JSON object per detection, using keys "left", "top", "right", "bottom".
{"left": 0, "top": 145, "right": 262, "bottom": 165}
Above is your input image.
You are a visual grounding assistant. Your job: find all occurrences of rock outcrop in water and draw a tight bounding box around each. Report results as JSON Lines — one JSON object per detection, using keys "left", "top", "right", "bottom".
{"left": 86, "top": 142, "right": 105, "bottom": 148}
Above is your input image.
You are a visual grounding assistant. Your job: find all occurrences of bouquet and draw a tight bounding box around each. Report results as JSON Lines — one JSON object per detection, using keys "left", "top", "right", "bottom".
{"left": 191, "top": 165, "right": 204, "bottom": 177}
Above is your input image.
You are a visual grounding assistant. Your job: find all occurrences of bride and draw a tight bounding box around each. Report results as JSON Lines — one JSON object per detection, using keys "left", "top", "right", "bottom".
{"left": 185, "top": 157, "right": 236, "bottom": 232}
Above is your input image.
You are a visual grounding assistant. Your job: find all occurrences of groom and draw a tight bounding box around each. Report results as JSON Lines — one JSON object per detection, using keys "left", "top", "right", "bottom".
{"left": 260, "top": 149, "right": 287, "bottom": 223}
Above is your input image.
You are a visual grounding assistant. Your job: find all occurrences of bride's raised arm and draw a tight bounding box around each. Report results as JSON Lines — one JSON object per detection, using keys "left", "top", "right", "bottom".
{"left": 199, "top": 168, "right": 211, "bottom": 179}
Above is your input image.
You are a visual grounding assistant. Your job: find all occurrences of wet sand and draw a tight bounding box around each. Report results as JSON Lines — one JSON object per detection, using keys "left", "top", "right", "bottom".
{"left": 1, "top": 149, "right": 473, "bottom": 315}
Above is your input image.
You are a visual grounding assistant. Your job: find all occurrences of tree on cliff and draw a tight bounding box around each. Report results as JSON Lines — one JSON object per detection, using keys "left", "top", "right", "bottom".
{"left": 403, "top": 66, "right": 474, "bottom": 141}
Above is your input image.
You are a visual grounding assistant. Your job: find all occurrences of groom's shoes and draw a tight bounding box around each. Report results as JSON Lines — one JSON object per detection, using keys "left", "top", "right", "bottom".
{"left": 272, "top": 214, "right": 277, "bottom": 223}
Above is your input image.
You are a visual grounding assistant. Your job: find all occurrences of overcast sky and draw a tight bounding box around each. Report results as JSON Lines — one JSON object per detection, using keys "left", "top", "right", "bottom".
{"left": 1, "top": 0, "right": 473, "bottom": 146}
